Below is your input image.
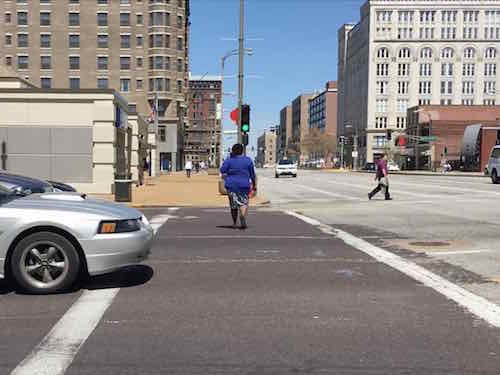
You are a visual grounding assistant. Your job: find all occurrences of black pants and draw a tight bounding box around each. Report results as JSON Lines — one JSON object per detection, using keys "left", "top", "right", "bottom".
{"left": 186, "top": 169, "right": 191, "bottom": 178}
{"left": 369, "top": 179, "right": 390, "bottom": 199}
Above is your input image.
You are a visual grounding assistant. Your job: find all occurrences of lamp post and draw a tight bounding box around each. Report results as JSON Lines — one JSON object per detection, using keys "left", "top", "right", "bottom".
{"left": 345, "top": 124, "right": 359, "bottom": 171}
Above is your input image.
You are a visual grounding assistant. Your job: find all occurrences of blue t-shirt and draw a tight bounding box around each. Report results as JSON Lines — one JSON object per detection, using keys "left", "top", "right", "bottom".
{"left": 220, "top": 155, "right": 256, "bottom": 193}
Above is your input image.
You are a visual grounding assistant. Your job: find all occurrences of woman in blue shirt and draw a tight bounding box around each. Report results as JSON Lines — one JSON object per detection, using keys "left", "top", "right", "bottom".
{"left": 220, "top": 143, "right": 256, "bottom": 229}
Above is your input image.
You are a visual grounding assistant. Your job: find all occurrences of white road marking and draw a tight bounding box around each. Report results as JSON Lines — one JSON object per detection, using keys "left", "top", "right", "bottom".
{"left": 431, "top": 250, "right": 493, "bottom": 256}
{"left": 168, "top": 207, "right": 180, "bottom": 212}
{"left": 149, "top": 214, "right": 172, "bottom": 235}
{"left": 160, "top": 235, "right": 330, "bottom": 240}
{"left": 287, "top": 211, "right": 500, "bottom": 328}
{"left": 10, "top": 288, "right": 120, "bottom": 375}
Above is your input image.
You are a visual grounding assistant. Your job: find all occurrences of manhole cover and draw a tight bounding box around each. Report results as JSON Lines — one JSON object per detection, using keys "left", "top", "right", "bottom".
{"left": 409, "top": 241, "right": 450, "bottom": 247}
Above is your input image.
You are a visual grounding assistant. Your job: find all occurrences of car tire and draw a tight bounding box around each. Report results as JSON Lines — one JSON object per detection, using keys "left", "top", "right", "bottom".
{"left": 293, "top": 174, "right": 297, "bottom": 178}
{"left": 492, "top": 170, "right": 499, "bottom": 184}
{"left": 10, "top": 232, "right": 81, "bottom": 294}
{"left": 275, "top": 174, "right": 279, "bottom": 178}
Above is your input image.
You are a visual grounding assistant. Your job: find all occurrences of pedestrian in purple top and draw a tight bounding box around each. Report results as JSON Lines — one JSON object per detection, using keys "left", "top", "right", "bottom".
{"left": 368, "top": 154, "right": 392, "bottom": 200}
{"left": 220, "top": 143, "right": 257, "bottom": 229}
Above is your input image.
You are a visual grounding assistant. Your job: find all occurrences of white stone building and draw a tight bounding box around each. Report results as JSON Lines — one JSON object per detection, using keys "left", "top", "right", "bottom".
{"left": 338, "top": 0, "right": 500, "bottom": 164}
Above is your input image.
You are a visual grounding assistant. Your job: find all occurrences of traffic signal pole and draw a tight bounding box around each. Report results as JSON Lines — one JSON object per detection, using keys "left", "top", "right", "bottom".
{"left": 237, "top": 0, "right": 244, "bottom": 146}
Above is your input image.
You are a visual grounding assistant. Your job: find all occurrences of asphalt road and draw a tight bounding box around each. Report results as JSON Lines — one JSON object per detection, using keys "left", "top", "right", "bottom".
{"left": 2, "top": 198, "right": 500, "bottom": 374}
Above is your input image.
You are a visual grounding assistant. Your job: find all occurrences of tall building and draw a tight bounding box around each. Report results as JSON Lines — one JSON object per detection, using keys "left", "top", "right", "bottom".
{"left": 186, "top": 75, "right": 222, "bottom": 167}
{"left": 0, "top": 0, "right": 190, "bottom": 173}
{"left": 338, "top": 0, "right": 500, "bottom": 165}
{"left": 306, "top": 80, "right": 338, "bottom": 162}
{"left": 256, "top": 129, "right": 277, "bottom": 167}
{"left": 278, "top": 105, "right": 291, "bottom": 159}
{"left": 290, "top": 93, "right": 314, "bottom": 162}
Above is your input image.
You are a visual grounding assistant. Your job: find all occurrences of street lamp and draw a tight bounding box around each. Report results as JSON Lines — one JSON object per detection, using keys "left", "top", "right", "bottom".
{"left": 345, "top": 124, "right": 359, "bottom": 171}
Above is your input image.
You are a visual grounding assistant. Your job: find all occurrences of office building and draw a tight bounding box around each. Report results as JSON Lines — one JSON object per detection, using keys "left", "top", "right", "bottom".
{"left": 256, "top": 129, "right": 277, "bottom": 167}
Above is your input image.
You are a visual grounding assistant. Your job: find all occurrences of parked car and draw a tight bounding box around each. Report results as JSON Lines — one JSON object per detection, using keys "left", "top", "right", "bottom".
{"left": 48, "top": 180, "right": 77, "bottom": 192}
{"left": 387, "top": 162, "right": 400, "bottom": 171}
{"left": 275, "top": 159, "right": 297, "bottom": 178}
{"left": 0, "top": 186, "right": 153, "bottom": 294}
{"left": 487, "top": 145, "right": 500, "bottom": 184}
{"left": 0, "top": 172, "right": 55, "bottom": 194}
{"left": 362, "top": 162, "right": 376, "bottom": 172}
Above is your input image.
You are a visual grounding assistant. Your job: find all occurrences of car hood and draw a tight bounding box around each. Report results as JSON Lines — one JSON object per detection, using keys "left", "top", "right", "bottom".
{"left": 3, "top": 193, "right": 142, "bottom": 220}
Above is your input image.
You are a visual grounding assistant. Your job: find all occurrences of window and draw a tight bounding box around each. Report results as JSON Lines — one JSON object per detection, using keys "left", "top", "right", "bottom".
{"left": 177, "top": 15, "right": 182, "bottom": 28}
{"left": 396, "top": 99, "right": 408, "bottom": 112}
{"left": 40, "top": 55, "right": 51, "bottom": 69}
{"left": 419, "top": 11, "right": 435, "bottom": 23}
{"left": 17, "top": 12, "right": 28, "bottom": 26}
{"left": 376, "top": 63, "right": 389, "bottom": 76}
{"left": 440, "top": 81, "right": 453, "bottom": 95}
{"left": 40, "top": 34, "right": 51, "bottom": 48}
{"left": 17, "top": 56, "right": 28, "bottom": 69}
{"left": 5, "top": 56, "right": 12, "bottom": 66}
{"left": 463, "top": 47, "right": 475, "bottom": 59}
{"left": 376, "top": 99, "right": 388, "bottom": 113}
{"left": 462, "top": 81, "right": 474, "bottom": 95}
{"left": 69, "top": 0, "right": 80, "bottom": 3}
{"left": 462, "top": 63, "right": 475, "bottom": 77}
{"left": 165, "top": 12, "right": 170, "bottom": 26}
{"left": 396, "top": 117, "right": 407, "bottom": 129}
{"left": 136, "top": 79, "right": 143, "bottom": 90}
{"left": 159, "top": 126, "right": 166, "bottom": 142}
{"left": 463, "top": 27, "right": 478, "bottom": 40}
{"left": 398, "top": 81, "right": 409, "bottom": 95}
{"left": 164, "top": 56, "right": 170, "bottom": 70}
{"left": 177, "top": 59, "right": 183, "bottom": 72}
{"left": 376, "top": 10, "right": 392, "bottom": 22}
{"left": 398, "top": 11, "right": 413, "bottom": 24}
{"left": 69, "top": 78, "right": 80, "bottom": 89}
{"left": 377, "top": 47, "right": 389, "bottom": 59}
{"left": 136, "top": 36, "right": 143, "bottom": 46}
{"left": 152, "top": 34, "right": 163, "bottom": 47}
{"left": 419, "top": 63, "right": 432, "bottom": 77}
{"left": 376, "top": 81, "right": 388, "bottom": 95}
{"left": 97, "top": 0, "right": 108, "bottom": 4}
{"left": 177, "top": 37, "right": 183, "bottom": 51}
{"left": 484, "top": 81, "right": 496, "bottom": 95}
{"left": 137, "top": 14, "right": 143, "bottom": 25}
{"left": 97, "top": 56, "right": 108, "bottom": 70}
{"left": 397, "top": 27, "right": 413, "bottom": 40}
{"left": 398, "top": 47, "right": 410, "bottom": 59}
{"left": 177, "top": 80, "right": 183, "bottom": 93}
{"left": 178, "top": 0, "right": 183, "bottom": 7}
{"left": 40, "top": 12, "right": 50, "bottom": 26}
{"left": 441, "top": 63, "right": 453, "bottom": 76}
{"left": 69, "top": 34, "right": 80, "bottom": 48}
{"left": 120, "top": 12, "right": 130, "bottom": 26}
{"left": 69, "top": 12, "right": 80, "bottom": 26}
{"left": 419, "top": 27, "right": 434, "bottom": 40}
{"left": 120, "top": 34, "right": 131, "bottom": 48}
{"left": 419, "top": 81, "right": 432, "bottom": 95}
{"left": 463, "top": 11, "right": 479, "bottom": 23}
{"left": 484, "top": 99, "right": 496, "bottom": 106}
{"left": 441, "top": 10, "right": 457, "bottom": 23}
{"left": 5, "top": 34, "right": 12, "bottom": 46}
{"left": 120, "top": 79, "right": 130, "bottom": 92}
{"left": 441, "top": 47, "right": 454, "bottom": 59}
{"left": 165, "top": 78, "right": 170, "bottom": 91}
{"left": 462, "top": 99, "right": 474, "bottom": 106}
{"left": 485, "top": 47, "right": 497, "bottom": 59}
{"left": 440, "top": 99, "right": 452, "bottom": 105}
{"left": 5, "top": 13, "right": 11, "bottom": 24}
{"left": 120, "top": 0, "right": 130, "bottom": 4}
{"left": 165, "top": 34, "right": 170, "bottom": 48}
{"left": 398, "top": 63, "right": 409, "bottom": 76}
{"left": 150, "top": 12, "right": 164, "bottom": 25}
{"left": 136, "top": 57, "right": 143, "bottom": 68}
{"left": 97, "top": 78, "right": 108, "bottom": 89}
{"left": 375, "top": 118, "right": 387, "bottom": 130}
{"left": 40, "top": 77, "right": 51, "bottom": 89}
{"left": 485, "top": 63, "right": 497, "bottom": 77}
{"left": 154, "top": 77, "right": 164, "bottom": 91}
{"left": 69, "top": 56, "right": 80, "bottom": 70}
{"left": 153, "top": 55, "right": 163, "bottom": 69}
{"left": 441, "top": 27, "right": 456, "bottom": 40}
{"left": 17, "top": 33, "right": 28, "bottom": 47}
{"left": 120, "top": 56, "right": 131, "bottom": 70}
{"left": 374, "top": 136, "right": 387, "bottom": 147}
{"left": 418, "top": 99, "right": 431, "bottom": 105}
{"left": 97, "top": 12, "right": 108, "bottom": 26}
{"left": 97, "top": 34, "right": 108, "bottom": 48}
{"left": 420, "top": 47, "right": 432, "bottom": 59}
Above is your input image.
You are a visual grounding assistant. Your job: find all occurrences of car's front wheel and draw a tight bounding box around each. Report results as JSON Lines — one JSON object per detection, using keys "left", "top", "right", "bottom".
{"left": 492, "top": 170, "right": 499, "bottom": 184}
{"left": 275, "top": 173, "right": 279, "bottom": 178}
{"left": 10, "top": 232, "right": 81, "bottom": 294}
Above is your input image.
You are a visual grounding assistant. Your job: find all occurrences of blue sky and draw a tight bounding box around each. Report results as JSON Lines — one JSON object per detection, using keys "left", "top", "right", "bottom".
{"left": 189, "top": 0, "right": 365, "bottom": 154}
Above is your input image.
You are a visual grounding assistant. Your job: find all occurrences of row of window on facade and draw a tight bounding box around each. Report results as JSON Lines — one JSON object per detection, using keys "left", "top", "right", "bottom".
{"left": 376, "top": 10, "right": 500, "bottom": 24}
{"left": 377, "top": 78, "right": 497, "bottom": 96}
{"left": 9, "top": 0, "right": 173, "bottom": 5}
{"left": 31, "top": 75, "right": 184, "bottom": 94}
{"left": 4, "top": 32, "right": 184, "bottom": 51}
{"left": 378, "top": 26, "right": 500, "bottom": 40}
{"left": 376, "top": 46, "right": 497, "bottom": 60}
{"left": 375, "top": 61, "right": 497, "bottom": 78}
{"left": 5, "top": 11, "right": 184, "bottom": 28}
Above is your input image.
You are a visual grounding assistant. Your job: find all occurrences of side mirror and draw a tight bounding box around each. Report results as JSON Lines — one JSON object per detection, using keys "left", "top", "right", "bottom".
{"left": 14, "top": 186, "right": 31, "bottom": 196}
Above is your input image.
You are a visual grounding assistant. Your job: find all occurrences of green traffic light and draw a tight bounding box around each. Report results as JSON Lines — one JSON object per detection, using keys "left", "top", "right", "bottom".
{"left": 242, "top": 124, "right": 249, "bottom": 133}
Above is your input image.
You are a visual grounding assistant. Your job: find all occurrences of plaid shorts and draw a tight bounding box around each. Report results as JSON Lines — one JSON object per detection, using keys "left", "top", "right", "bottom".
{"left": 228, "top": 191, "right": 249, "bottom": 209}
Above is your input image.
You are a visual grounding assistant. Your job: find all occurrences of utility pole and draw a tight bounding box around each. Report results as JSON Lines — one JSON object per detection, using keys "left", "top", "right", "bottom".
{"left": 237, "top": 0, "right": 244, "bottom": 145}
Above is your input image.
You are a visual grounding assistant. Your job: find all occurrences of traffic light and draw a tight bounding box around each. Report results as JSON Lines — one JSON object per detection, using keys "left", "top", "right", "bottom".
{"left": 242, "top": 133, "right": 249, "bottom": 146}
{"left": 241, "top": 104, "right": 250, "bottom": 133}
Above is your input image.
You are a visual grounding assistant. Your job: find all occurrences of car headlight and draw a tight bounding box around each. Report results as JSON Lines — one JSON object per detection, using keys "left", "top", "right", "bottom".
{"left": 98, "top": 219, "right": 141, "bottom": 234}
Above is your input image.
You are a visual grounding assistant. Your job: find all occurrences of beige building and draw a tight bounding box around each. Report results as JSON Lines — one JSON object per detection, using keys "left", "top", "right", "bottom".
{"left": 338, "top": 0, "right": 500, "bottom": 165}
{"left": 257, "top": 130, "right": 277, "bottom": 167}
{"left": 0, "top": 0, "right": 190, "bottom": 174}
{"left": 290, "top": 93, "right": 314, "bottom": 163}
{"left": 0, "top": 65, "right": 148, "bottom": 194}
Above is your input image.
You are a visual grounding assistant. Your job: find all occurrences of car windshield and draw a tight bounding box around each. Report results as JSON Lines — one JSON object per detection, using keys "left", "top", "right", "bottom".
{"left": 278, "top": 160, "right": 294, "bottom": 165}
{"left": 0, "top": 185, "right": 19, "bottom": 205}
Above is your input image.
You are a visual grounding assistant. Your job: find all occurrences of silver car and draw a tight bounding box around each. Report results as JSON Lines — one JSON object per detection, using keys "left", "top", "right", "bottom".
{"left": 0, "top": 186, "right": 153, "bottom": 294}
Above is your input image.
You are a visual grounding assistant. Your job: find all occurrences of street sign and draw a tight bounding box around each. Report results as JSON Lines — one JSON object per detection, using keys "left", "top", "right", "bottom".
{"left": 420, "top": 136, "right": 437, "bottom": 142}
{"left": 352, "top": 151, "right": 358, "bottom": 158}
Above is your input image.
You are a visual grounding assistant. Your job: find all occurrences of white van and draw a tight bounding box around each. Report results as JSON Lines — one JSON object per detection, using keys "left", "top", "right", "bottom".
{"left": 487, "top": 145, "right": 500, "bottom": 184}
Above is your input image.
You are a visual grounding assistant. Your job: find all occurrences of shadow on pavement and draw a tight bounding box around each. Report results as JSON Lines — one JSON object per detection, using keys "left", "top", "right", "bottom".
{"left": 0, "top": 278, "right": 14, "bottom": 294}
{"left": 84, "top": 265, "right": 154, "bottom": 290}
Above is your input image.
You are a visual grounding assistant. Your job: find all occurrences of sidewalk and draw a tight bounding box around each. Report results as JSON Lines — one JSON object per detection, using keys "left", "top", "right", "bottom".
{"left": 90, "top": 172, "right": 270, "bottom": 208}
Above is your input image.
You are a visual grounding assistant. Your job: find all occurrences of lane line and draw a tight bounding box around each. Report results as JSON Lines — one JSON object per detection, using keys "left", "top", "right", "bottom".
{"left": 161, "top": 235, "right": 330, "bottom": 240}
{"left": 286, "top": 211, "right": 500, "bottom": 328}
{"left": 10, "top": 288, "right": 120, "bottom": 375}
{"left": 11, "top": 212, "right": 171, "bottom": 375}
{"left": 431, "top": 250, "right": 493, "bottom": 256}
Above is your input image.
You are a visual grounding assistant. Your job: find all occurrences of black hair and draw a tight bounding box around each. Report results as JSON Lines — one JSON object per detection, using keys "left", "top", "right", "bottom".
{"left": 231, "top": 143, "right": 244, "bottom": 156}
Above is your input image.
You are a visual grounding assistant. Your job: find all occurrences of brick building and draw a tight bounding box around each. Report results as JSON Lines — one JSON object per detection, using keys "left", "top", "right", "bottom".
{"left": 406, "top": 105, "right": 500, "bottom": 171}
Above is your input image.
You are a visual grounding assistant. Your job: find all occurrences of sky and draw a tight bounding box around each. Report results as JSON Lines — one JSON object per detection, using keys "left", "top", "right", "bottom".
{"left": 189, "top": 0, "right": 365, "bottom": 156}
